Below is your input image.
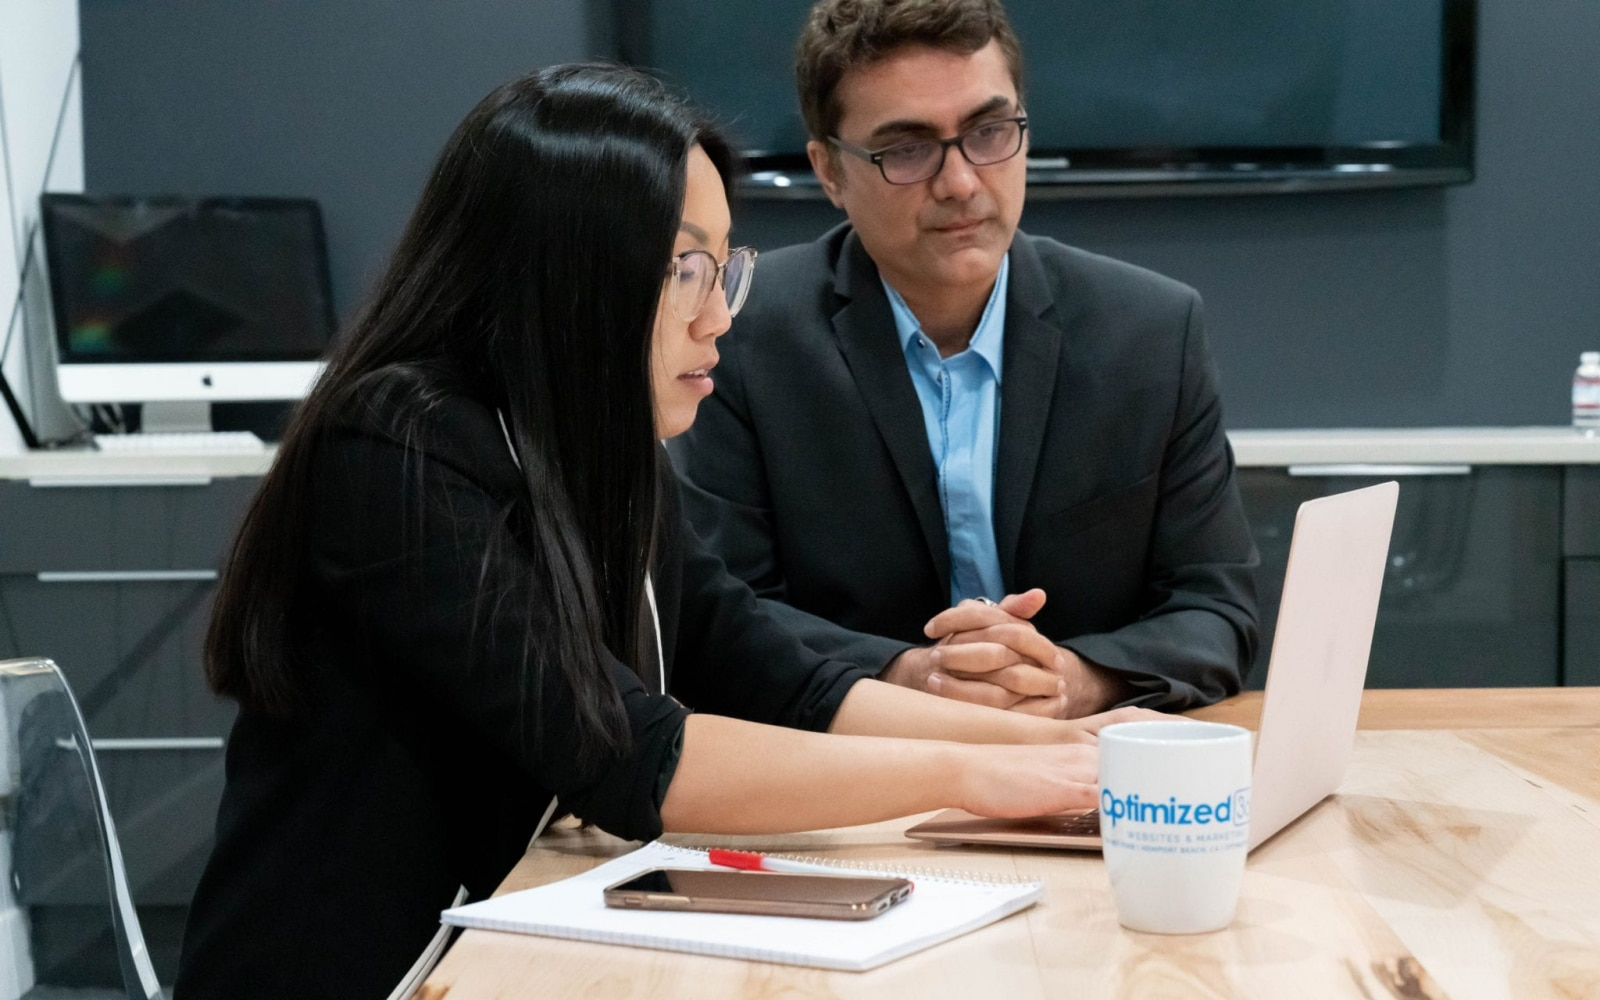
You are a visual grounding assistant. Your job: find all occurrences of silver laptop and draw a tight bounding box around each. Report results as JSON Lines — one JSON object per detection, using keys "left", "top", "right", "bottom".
{"left": 905, "top": 480, "right": 1400, "bottom": 853}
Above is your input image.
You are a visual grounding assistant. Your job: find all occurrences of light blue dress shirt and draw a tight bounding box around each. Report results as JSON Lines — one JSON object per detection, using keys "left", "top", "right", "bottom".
{"left": 882, "top": 256, "right": 1009, "bottom": 605}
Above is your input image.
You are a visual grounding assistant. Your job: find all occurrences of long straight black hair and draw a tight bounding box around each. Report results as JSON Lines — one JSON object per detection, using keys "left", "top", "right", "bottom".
{"left": 205, "top": 64, "right": 736, "bottom": 758}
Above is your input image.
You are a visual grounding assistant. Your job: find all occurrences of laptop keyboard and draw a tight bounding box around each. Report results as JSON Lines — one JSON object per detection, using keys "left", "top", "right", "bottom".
{"left": 1053, "top": 810, "right": 1101, "bottom": 835}
{"left": 94, "top": 431, "right": 266, "bottom": 454}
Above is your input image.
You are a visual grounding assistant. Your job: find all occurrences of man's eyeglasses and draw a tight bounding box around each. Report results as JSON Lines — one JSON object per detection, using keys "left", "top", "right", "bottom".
{"left": 669, "top": 246, "right": 758, "bottom": 322}
{"left": 829, "top": 116, "right": 1028, "bottom": 186}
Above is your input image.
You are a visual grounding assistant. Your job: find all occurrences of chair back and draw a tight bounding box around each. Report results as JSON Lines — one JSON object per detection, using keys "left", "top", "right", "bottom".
{"left": 0, "top": 657, "right": 162, "bottom": 1000}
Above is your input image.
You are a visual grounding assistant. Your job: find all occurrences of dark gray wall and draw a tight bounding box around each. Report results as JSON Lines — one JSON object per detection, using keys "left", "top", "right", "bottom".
{"left": 81, "top": 0, "right": 1600, "bottom": 428}
{"left": 80, "top": 0, "right": 589, "bottom": 317}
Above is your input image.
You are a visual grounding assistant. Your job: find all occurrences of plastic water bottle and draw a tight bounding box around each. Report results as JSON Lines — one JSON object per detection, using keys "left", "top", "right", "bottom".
{"left": 1576, "top": 351, "right": 1600, "bottom": 431}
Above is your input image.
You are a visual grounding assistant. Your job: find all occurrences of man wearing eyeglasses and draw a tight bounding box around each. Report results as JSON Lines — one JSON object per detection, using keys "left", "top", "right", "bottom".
{"left": 669, "top": 0, "right": 1259, "bottom": 717}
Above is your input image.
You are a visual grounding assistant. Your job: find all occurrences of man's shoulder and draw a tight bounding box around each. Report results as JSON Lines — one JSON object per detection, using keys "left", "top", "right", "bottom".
{"left": 723, "top": 225, "right": 854, "bottom": 358}
{"left": 753, "top": 222, "right": 851, "bottom": 274}
{"left": 1017, "top": 232, "right": 1199, "bottom": 306}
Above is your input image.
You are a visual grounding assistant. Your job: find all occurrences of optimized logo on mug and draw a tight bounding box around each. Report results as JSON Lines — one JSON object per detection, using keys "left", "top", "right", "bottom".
{"left": 1099, "top": 786, "right": 1252, "bottom": 855}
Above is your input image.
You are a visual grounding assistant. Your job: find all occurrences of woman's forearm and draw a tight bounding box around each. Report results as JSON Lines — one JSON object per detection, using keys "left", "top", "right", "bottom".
{"left": 660, "top": 714, "right": 958, "bottom": 833}
{"left": 826, "top": 676, "right": 1078, "bottom": 744}
{"left": 828, "top": 677, "right": 1167, "bottom": 743}
{"left": 659, "top": 713, "right": 1097, "bottom": 835}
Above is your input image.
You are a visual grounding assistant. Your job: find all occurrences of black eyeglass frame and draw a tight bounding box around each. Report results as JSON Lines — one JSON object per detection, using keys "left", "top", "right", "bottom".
{"left": 668, "top": 246, "right": 758, "bottom": 322}
{"left": 828, "top": 116, "right": 1030, "bottom": 185}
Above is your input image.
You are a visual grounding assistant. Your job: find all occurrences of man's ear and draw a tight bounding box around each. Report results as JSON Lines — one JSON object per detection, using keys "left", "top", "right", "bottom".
{"left": 806, "top": 139, "right": 847, "bottom": 209}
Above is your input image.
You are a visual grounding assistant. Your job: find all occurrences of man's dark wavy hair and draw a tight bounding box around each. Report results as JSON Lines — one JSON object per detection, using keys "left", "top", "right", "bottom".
{"left": 796, "top": 0, "right": 1026, "bottom": 143}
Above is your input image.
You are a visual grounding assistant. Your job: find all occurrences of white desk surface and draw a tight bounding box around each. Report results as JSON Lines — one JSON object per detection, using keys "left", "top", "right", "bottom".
{"left": 423, "top": 689, "right": 1600, "bottom": 1000}
{"left": 1, "top": 427, "right": 1598, "bottom": 483}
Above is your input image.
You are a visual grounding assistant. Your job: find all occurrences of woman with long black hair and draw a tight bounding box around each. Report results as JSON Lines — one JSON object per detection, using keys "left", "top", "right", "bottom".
{"left": 174, "top": 64, "right": 1145, "bottom": 999}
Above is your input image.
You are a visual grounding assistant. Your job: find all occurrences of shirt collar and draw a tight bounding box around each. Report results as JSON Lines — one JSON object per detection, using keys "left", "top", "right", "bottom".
{"left": 882, "top": 254, "right": 1010, "bottom": 380}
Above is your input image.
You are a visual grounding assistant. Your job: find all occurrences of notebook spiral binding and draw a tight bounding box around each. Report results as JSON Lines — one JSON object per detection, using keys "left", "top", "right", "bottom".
{"left": 668, "top": 843, "right": 1041, "bottom": 887}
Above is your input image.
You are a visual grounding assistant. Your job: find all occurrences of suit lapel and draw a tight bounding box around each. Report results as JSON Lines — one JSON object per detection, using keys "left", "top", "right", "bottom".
{"left": 994, "top": 236, "right": 1065, "bottom": 585}
{"left": 829, "top": 231, "right": 952, "bottom": 595}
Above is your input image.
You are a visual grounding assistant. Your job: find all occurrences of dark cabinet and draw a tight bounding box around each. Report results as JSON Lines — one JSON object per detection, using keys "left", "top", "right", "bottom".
{"left": 0, "top": 479, "right": 253, "bottom": 572}
{"left": 0, "top": 575, "right": 232, "bottom": 739}
{"left": 1563, "top": 467, "right": 1600, "bottom": 557}
{"left": 0, "top": 474, "right": 256, "bottom": 976}
{"left": 1565, "top": 561, "right": 1600, "bottom": 687}
{"left": 1566, "top": 467, "right": 1600, "bottom": 686}
{"left": 1236, "top": 466, "right": 1563, "bottom": 689}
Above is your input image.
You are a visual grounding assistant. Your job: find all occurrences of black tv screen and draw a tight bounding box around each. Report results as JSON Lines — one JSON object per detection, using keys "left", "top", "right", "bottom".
{"left": 617, "top": 0, "right": 1475, "bottom": 196}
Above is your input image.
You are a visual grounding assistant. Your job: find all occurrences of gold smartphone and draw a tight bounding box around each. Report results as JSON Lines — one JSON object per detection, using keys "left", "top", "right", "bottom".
{"left": 602, "top": 867, "right": 913, "bottom": 921}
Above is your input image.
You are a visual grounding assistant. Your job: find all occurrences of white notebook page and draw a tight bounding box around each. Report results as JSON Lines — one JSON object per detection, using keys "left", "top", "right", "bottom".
{"left": 441, "top": 840, "right": 1042, "bottom": 972}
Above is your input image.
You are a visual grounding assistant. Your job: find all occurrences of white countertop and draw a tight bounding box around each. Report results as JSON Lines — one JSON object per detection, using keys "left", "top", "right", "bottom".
{"left": 1, "top": 427, "right": 1598, "bottom": 481}
{"left": 0, "top": 445, "right": 277, "bottom": 481}
{"left": 1227, "top": 426, "right": 1600, "bottom": 467}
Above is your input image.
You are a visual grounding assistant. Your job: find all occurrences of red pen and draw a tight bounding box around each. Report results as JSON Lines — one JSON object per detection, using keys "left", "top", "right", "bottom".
{"left": 707, "top": 849, "right": 836, "bottom": 874}
{"left": 707, "top": 849, "right": 914, "bottom": 892}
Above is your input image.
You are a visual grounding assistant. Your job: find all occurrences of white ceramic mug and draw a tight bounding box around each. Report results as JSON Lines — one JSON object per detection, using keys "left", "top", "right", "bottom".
{"left": 1098, "top": 720, "right": 1253, "bottom": 934}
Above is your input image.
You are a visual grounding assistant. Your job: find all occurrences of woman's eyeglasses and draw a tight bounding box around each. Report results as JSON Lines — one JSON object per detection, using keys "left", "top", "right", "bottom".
{"left": 829, "top": 116, "right": 1028, "bottom": 186}
{"left": 669, "top": 246, "right": 758, "bottom": 322}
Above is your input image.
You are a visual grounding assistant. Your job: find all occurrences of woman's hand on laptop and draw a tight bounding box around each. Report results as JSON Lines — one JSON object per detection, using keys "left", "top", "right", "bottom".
{"left": 956, "top": 742, "right": 1100, "bottom": 818}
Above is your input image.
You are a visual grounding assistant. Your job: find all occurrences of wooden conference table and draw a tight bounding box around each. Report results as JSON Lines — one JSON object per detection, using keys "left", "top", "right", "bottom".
{"left": 420, "top": 689, "right": 1600, "bottom": 999}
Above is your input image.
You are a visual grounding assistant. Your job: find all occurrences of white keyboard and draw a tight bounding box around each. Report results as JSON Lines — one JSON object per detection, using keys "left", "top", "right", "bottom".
{"left": 93, "top": 431, "right": 266, "bottom": 454}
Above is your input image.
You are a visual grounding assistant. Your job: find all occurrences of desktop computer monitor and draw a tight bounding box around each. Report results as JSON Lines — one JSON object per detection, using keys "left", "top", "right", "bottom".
{"left": 38, "top": 194, "right": 336, "bottom": 432}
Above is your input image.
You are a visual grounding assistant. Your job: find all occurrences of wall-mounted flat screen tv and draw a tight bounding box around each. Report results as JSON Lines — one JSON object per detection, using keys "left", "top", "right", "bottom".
{"left": 613, "top": 0, "right": 1476, "bottom": 197}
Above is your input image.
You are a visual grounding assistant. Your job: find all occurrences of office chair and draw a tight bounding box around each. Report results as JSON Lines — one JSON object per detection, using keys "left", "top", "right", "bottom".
{"left": 0, "top": 657, "right": 163, "bottom": 1000}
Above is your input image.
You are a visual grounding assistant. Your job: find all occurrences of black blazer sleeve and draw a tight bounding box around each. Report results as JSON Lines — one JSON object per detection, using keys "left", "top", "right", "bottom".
{"left": 310, "top": 403, "right": 684, "bottom": 842}
{"left": 655, "top": 457, "right": 879, "bottom": 726}
{"left": 669, "top": 335, "right": 919, "bottom": 674}
{"left": 1051, "top": 292, "right": 1258, "bottom": 707}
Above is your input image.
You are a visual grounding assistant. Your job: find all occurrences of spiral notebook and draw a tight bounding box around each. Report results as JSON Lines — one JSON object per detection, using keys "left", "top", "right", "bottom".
{"left": 440, "top": 841, "right": 1042, "bottom": 972}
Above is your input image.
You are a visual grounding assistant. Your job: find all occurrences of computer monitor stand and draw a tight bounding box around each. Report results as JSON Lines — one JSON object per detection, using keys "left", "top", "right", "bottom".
{"left": 141, "top": 400, "right": 214, "bottom": 434}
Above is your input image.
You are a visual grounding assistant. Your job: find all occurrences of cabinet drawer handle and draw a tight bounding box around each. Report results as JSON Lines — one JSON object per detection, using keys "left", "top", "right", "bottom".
{"left": 1287, "top": 464, "right": 1472, "bottom": 477}
{"left": 56, "top": 736, "right": 225, "bottom": 752}
{"left": 27, "top": 476, "right": 214, "bottom": 488}
{"left": 36, "top": 570, "right": 219, "bottom": 583}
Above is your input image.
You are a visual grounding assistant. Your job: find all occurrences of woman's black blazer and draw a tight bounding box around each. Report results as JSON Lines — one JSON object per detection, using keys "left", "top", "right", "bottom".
{"left": 174, "top": 383, "right": 872, "bottom": 999}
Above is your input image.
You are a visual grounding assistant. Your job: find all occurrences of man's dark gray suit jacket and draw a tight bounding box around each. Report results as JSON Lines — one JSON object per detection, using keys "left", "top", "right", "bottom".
{"left": 668, "top": 223, "right": 1259, "bottom": 709}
